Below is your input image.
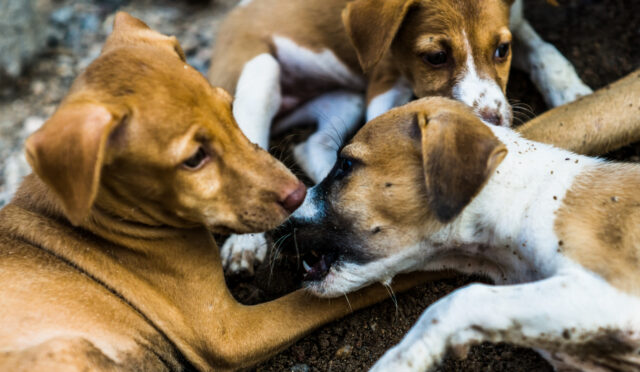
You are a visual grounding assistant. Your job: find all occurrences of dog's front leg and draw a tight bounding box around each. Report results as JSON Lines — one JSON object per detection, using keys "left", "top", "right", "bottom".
{"left": 365, "top": 60, "right": 413, "bottom": 121}
{"left": 371, "top": 271, "right": 640, "bottom": 372}
{"left": 509, "top": 0, "right": 592, "bottom": 107}
{"left": 222, "top": 53, "right": 282, "bottom": 274}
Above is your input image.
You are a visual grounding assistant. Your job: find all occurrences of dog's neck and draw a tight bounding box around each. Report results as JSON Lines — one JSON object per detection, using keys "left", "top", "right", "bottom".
{"left": 431, "top": 126, "right": 602, "bottom": 281}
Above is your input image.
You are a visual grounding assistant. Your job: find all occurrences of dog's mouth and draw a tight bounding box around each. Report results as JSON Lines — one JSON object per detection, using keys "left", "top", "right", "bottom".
{"left": 301, "top": 250, "right": 339, "bottom": 282}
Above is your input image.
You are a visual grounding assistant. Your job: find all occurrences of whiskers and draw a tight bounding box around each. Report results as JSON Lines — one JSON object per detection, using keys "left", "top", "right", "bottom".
{"left": 509, "top": 99, "right": 536, "bottom": 126}
{"left": 383, "top": 281, "right": 399, "bottom": 316}
{"left": 268, "top": 231, "right": 292, "bottom": 284}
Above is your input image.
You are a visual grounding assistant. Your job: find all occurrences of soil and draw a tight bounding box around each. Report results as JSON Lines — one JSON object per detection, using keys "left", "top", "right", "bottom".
{"left": 0, "top": 0, "right": 637, "bottom": 371}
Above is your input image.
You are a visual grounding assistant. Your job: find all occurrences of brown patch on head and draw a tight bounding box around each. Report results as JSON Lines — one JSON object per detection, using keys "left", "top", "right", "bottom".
{"left": 25, "top": 13, "right": 301, "bottom": 233}
{"left": 556, "top": 164, "right": 640, "bottom": 296}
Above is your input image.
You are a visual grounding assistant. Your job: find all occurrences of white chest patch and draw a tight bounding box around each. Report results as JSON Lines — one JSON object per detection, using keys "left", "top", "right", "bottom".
{"left": 273, "top": 36, "right": 365, "bottom": 92}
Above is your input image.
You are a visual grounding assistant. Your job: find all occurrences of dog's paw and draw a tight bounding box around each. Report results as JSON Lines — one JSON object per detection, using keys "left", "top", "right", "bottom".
{"left": 528, "top": 43, "right": 593, "bottom": 107}
{"left": 221, "top": 233, "right": 268, "bottom": 275}
{"left": 370, "top": 340, "right": 439, "bottom": 372}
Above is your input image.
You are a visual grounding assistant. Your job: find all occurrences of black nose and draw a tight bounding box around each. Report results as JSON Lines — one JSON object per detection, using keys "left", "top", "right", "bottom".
{"left": 479, "top": 109, "right": 502, "bottom": 126}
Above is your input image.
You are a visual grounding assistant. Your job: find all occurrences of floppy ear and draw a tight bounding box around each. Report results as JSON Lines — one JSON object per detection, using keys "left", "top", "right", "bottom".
{"left": 342, "top": 0, "right": 419, "bottom": 73}
{"left": 25, "top": 100, "right": 125, "bottom": 225}
{"left": 418, "top": 111, "right": 507, "bottom": 222}
{"left": 105, "top": 12, "right": 187, "bottom": 61}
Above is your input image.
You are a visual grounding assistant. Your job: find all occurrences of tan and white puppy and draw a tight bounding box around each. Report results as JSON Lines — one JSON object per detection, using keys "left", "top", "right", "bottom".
{"left": 210, "top": 0, "right": 517, "bottom": 272}
{"left": 288, "top": 97, "right": 640, "bottom": 371}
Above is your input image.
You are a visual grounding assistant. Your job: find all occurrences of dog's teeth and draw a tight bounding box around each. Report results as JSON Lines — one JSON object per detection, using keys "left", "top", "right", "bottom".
{"left": 303, "top": 260, "right": 312, "bottom": 272}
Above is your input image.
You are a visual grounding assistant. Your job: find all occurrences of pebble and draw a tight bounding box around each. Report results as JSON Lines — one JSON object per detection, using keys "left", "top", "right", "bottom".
{"left": 290, "top": 363, "right": 310, "bottom": 372}
{"left": 334, "top": 345, "right": 353, "bottom": 359}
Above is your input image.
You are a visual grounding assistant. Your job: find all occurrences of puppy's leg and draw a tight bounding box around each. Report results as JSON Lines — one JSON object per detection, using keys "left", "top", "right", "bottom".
{"left": 517, "top": 68, "right": 640, "bottom": 156}
{"left": 210, "top": 271, "right": 453, "bottom": 370}
{"left": 222, "top": 53, "right": 281, "bottom": 274}
{"left": 275, "top": 91, "right": 364, "bottom": 183}
{"left": 371, "top": 271, "right": 640, "bottom": 372}
{"left": 366, "top": 59, "right": 413, "bottom": 121}
{"left": 510, "top": 0, "right": 592, "bottom": 107}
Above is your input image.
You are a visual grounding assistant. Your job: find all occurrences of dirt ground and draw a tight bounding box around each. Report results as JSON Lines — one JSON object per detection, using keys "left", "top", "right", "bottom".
{"left": 0, "top": 0, "right": 638, "bottom": 371}
{"left": 228, "top": 0, "right": 640, "bottom": 371}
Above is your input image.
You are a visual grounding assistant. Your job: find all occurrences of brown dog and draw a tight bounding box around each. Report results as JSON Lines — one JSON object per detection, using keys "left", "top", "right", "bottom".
{"left": 0, "top": 13, "right": 437, "bottom": 371}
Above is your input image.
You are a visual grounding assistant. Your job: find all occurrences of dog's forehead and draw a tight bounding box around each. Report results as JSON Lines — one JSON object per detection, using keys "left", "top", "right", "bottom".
{"left": 409, "top": 0, "right": 510, "bottom": 42}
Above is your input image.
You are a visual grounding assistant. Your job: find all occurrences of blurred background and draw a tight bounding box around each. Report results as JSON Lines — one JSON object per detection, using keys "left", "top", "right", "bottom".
{"left": 0, "top": 0, "right": 638, "bottom": 370}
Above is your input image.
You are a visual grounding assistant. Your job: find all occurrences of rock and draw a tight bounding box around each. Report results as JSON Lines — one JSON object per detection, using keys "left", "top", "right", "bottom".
{"left": 0, "top": 0, "right": 52, "bottom": 77}
{"left": 334, "top": 344, "right": 353, "bottom": 359}
{"left": 0, "top": 116, "right": 44, "bottom": 208}
{"left": 290, "top": 363, "right": 310, "bottom": 372}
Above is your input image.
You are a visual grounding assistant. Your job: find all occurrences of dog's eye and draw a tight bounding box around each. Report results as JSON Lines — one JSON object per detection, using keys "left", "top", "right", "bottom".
{"left": 182, "top": 146, "right": 209, "bottom": 170}
{"left": 422, "top": 51, "right": 448, "bottom": 67}
{"left": 334, "top": 157, "right": 354, "bottom": 181}
{"left": 494, "top": 43, "right": 510, "bottom": 60}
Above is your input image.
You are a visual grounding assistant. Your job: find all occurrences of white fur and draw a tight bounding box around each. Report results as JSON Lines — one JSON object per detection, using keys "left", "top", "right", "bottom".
{"left": 452, "top": 32, "right": 512, "bottom": 127}
{"left": 371, "top": 266, "right": 640, "bottom": 371}
{"left": 366, "top": 78, "right": 413, "bottom": 121}
{"left": 273, "top": 36, "right": 365, "bottom": 91}
{"left": 237, "top": 0, "right": 253, "bottom": 7}
{"left": 510, "top": 0, "right": 592, "bottom": 107}
{"left": 291, "top": 186, "right": 324, "bottom": 223}
{"left": 233, "top": 53, "right": 281, "bottom": 149}
{"left": 220, "top": 233, "right": 268, "bottom": 274}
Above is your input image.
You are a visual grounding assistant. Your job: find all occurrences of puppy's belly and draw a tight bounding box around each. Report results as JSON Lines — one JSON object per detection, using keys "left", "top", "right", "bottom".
{"left": 273, "top": 35, "right": 364, "bottom": 114}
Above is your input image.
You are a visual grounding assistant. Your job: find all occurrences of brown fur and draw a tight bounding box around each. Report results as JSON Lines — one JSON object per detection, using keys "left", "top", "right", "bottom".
{"left": 0, "top": 13, "right": 438, "bottom": 371}
{"left": 209, "top": 0, "right": 512, "bottom": 105}
{"left": 556, "top": 164, "right": 640, "bottom": 295}
{"left": 517, "top": 69, "right": 640, "bottom": 156}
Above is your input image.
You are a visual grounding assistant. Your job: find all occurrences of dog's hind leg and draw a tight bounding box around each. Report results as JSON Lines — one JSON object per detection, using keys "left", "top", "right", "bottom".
{"left": 510, "top": 0, "right": 592, "bottom": 108}
{"left": 274, "top": 91, "right": 365, "bottom": 183}
{"left": 221, "top": 53, "right": 282, "bottom": 274}
{"left": 232, "top": 53, "right": 282, "bottom": 149}
{"left": 370, "top": 271, "right": 640, "bottom": 372}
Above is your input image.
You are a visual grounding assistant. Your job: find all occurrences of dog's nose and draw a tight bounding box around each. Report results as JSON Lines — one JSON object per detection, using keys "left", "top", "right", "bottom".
{"left": 280, "top": 182, "right": 307, "bottom": 214}
{"left": 479, "top": 108, "right": 502, "bottom": 126}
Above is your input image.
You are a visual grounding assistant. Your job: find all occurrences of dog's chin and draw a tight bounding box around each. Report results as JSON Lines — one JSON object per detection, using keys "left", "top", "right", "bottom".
{"left": 302, "top": 260, "right": 385, "bottom": 298}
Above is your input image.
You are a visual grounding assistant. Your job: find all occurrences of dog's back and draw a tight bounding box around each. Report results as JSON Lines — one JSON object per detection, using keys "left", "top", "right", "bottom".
{"left": 209, "top": 0, "right": 357, "bottom": 94}
{"left": 0, "top": 177, "right": 181, "bottom": 371}
{"left": 556, "top": 163, "right": 640, "bottom": 296}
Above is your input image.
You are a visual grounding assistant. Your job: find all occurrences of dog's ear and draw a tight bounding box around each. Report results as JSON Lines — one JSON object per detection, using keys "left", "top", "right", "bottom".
{"left": 418, "top": 111, "right": 507, "bottom": 222}
{"left": 25, "top": 100, "right": 126, "bottom": 225}
{"left": 342, "top": 0, "right": 419, "bottom": 73}
{"left": 112, "top": 11, "right": 151, "bottom": 31}
{"left": 105, "top": 12, "right": 187, "bottom": 62}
